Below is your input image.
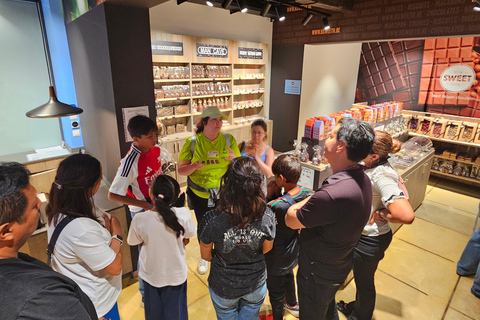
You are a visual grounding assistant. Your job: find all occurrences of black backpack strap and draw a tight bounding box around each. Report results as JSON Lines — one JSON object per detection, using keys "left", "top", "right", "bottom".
{"left": 282, "top": 193, "right": 297, "bottom": 206}
{"left": 47, "top": 216, "right": 76, "bottom": 266}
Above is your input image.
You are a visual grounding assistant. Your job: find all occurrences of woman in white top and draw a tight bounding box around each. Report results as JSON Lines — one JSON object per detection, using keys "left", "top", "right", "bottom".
{"left": 337, "top": 130, "right": 415, "bottom": 320}
{"left": 46, "top": 154, "right": 122, "bottom": 320}
{"left": 238, "top": 119, "right": 275, "bottom": 178}
{"left": 128, "top": 174, "right": 196, "bottom": 320}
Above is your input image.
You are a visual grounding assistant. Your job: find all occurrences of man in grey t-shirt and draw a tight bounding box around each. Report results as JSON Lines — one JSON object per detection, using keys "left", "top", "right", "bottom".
{"left": 286, "top": 118, "right": 375, "bottom": 320}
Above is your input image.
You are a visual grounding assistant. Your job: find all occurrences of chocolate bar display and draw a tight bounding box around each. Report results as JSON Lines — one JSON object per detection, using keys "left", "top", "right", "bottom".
{"left": 419, "top": 37, "right": 480, "bottom": 117}
{"left": 356, "top": 40, "right": 424, "bottom": 110}
{"left": 391, "top": 40, "right": 424, "bottom": 109}
{"left": 358, "top": 42, "right": 406, "bottom": 99}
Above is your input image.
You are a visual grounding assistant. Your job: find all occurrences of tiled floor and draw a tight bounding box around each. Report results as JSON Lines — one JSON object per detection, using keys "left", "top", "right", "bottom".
{"left": 118, "top": 176, "right": 480, "bottom": 319}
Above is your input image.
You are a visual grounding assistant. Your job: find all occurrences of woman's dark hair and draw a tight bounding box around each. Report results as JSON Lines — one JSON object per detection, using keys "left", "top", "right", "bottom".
{"left": 251, "top": 119, "right": 268, "bottom": 140}
{"left": 46, "top": 154, "right": 101, "bottom": 226}
{"left": 217, "top": 157, "right": 266, "bottom": 228}
{"left": 371, "top": 130, "right": 402, "bottom": 162}
{"left": 150, "top": 175, "right": 185, "bottom": 238}
{"left": 195, "top": 117, "right": 209, "bottom": 134}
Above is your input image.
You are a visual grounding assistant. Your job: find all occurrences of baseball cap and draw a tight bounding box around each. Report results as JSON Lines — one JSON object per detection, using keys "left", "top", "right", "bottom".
{"left": 201, "top": 106, "right": 228, "bottom": 120}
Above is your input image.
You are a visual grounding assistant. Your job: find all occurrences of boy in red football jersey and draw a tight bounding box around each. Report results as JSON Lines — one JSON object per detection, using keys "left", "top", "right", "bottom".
{"left": 108, "top": 115, "right": 162, "bottom": 306}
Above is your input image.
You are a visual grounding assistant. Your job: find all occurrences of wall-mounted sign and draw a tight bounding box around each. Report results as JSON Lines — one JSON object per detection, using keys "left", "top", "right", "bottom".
{"left": 238, "top": 47, "right": 263, "bottom": 59}
{"left": 440, "top": 64, "right": 475, "bottom": 93}
{"left": 196, "top": 43, "right": 229, "bottom": 58}
{"left": 285, "top": 79, "right": 302, "bottom": 95}
{"left": 298, "top": 166, "right": 314, "bottom": 190}
{"left": 122, "top": 106, "right": 149, "bottom": 142}
{"left": 151, "top": 40, "right": 184, "bottom": 56}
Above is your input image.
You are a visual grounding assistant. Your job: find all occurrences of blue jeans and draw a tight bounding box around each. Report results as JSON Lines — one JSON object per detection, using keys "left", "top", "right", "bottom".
{"left": 209, "top": 283, "right": 267, "bottom": 320}
{"left": 131, "top": 210, "right": 145, "bottom": 299}
{"left": 457, "top": 228, "right": 480, "bottom": 298}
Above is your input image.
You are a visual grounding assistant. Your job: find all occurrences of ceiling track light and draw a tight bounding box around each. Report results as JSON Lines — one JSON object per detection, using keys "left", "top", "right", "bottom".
{"left": 323, "top": 16, "right": 330, "bottom": 30}
{"left": 206, "top": 0, "right": 214, "bottom": 7}
{"left": 177, "top": 0, "right": 188, "bottom": 4}
{"left": 261, "top": 2, "right": 272, "bottom": 17}
{"left": 302, "top": 12, "right": 314, "bottom": 26}
{"left": 221, "top": 0, "right": 233, "bottom": 9}
{"left": 236, "top": 0, "right": 247, "bottom": 13}
{"left": 474, "top": 0, "right": 480, "bottom": 12}
{"left": 275, "top": 5, "right": 286, "bottom": 21}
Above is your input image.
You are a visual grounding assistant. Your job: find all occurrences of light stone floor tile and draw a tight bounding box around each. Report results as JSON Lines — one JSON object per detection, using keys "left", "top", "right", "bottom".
{"left": 378, "top": 237, "right": 458, "bottom": 305}
{"left": 118, "top": 178, "right": 480, "bottom": 320}
{"left": 450, "top": 276, "right": 480, "bottom": 320}
{"left": 394, "top": 217, "right": 470, "bottom": 262}
{"left": 414, "top": 199, "right": 477, "bottom": 236}
{"left": 425, "top": 187, "right": 480, "bottom": 216}
{"left": 336, "top": 271, "right": 447, "bottom": 320}
{"left": 435, "top": 179, "right": 480, "bottom": 199}
{"left": 444, "top": 308, "right": 476, "bottom": 320}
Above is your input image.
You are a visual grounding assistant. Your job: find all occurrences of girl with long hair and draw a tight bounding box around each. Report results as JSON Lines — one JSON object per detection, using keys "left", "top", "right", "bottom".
{"left": 337, "top": 131, "right": 415, "bottom": 320}
{"left": 198, "top": 157, "right": 276, "bottom": 320}
{"left": 127, "top": 175, "right": 196, "bottom": 320}
{"left": 178, "top": 106, "right": 241, "bottom": 275}
{"left": 46, "top": 154, "right": 122, "bottom": 320}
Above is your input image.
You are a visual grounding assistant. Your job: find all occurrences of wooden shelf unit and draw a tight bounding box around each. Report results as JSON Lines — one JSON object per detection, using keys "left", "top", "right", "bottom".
{"left": 403, "top": 110, "right": 480, "bottom": 185}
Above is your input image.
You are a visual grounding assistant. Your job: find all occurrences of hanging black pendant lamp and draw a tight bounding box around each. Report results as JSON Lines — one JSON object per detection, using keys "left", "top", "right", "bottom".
{"left": 26, "top": 1, "right": 82, "bottom": 118}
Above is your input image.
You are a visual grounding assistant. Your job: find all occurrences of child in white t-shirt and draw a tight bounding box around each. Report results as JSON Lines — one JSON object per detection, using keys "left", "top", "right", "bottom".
{"left": 127, "top": 175, "right": 196, "bottom": 320}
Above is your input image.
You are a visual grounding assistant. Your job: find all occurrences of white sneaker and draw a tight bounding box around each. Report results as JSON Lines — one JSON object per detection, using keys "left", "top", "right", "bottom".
{"left": 197, "top": 258, "right": 209, "bottom": 275}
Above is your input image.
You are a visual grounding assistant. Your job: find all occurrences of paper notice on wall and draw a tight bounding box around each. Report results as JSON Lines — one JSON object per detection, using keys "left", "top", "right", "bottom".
{"left": 285, "top": 79, "right": 301, "bottom": 95}
{"left": 298, "top": 166, "right": 314, "bottom": 190}
{"left": 122, "top": 106, "right": 149, "bottom": 142}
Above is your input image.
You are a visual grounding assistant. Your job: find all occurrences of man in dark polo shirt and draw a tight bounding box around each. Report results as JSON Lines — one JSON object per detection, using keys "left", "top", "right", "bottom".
{"left": 286, "top": 118, "right": 375, "bottom": 320}
{"left": 0, "top": 162, "right": 97, "bottom": 320}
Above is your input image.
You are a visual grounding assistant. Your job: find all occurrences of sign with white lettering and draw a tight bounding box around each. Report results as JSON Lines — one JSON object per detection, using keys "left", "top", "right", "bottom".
{"left": 151, "top": 40, "right": 184, "bottom": 56}
{"left": 238, "top": 47, "right": 263, "bottom": 59}
{"left": 298, "top": 166, "right": 314, "bottom": 190}
{"left": 196, "top": 44, "right": 229, "bottom": 58}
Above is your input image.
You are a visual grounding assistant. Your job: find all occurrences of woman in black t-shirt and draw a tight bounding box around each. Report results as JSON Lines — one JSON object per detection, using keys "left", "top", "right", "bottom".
{"left": 198, "top": 157, "right": 276, "bottom": 320}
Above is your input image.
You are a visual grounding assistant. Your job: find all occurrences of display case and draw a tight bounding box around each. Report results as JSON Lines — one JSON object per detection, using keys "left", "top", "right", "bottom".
{"left": 403, "top": 111, "right": 480, "bottom": 186}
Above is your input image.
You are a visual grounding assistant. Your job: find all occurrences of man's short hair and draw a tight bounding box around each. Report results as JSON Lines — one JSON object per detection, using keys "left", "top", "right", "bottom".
{"left": 0, "top": 162, "right": 30, "bottom": 225}
{"left": 337, "top": 118, "right": 375, "bottom": 162}
{"left": 127, "top": 115, "right": 158, "bottom": 138}
{"left": 272, "top": 154, "right": 302, "bottom": 184}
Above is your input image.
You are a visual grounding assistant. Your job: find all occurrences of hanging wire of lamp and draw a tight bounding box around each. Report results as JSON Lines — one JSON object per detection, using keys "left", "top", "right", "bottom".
{"left": 26, "top": 1, "right": 83, "bottom": 118}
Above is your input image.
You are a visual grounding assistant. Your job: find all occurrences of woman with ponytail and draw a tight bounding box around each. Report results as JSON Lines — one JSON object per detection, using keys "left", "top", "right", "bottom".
{"left": 337, "top": 131, "right": 415, "bottom": 320}
{"left": 198, "top": 157, "right": 276, "bottom": 320}
{"left": 127, "top": 174, "right": 196, "bottom": 320}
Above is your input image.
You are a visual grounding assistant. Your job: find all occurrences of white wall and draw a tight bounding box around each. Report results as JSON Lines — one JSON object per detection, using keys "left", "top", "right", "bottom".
{"left": 297, "top": 43, "right": 362, "bottom": 140}
{"left": 0, "top": 0, "right": 62, "bottom": 156}
{"left": 149, "top": 1, "right": 273, "bottom": 112}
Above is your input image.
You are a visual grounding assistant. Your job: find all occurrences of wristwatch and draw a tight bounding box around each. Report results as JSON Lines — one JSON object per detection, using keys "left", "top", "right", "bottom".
{"left": 111, "top": 234, "right": 123, "bottom": 246}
